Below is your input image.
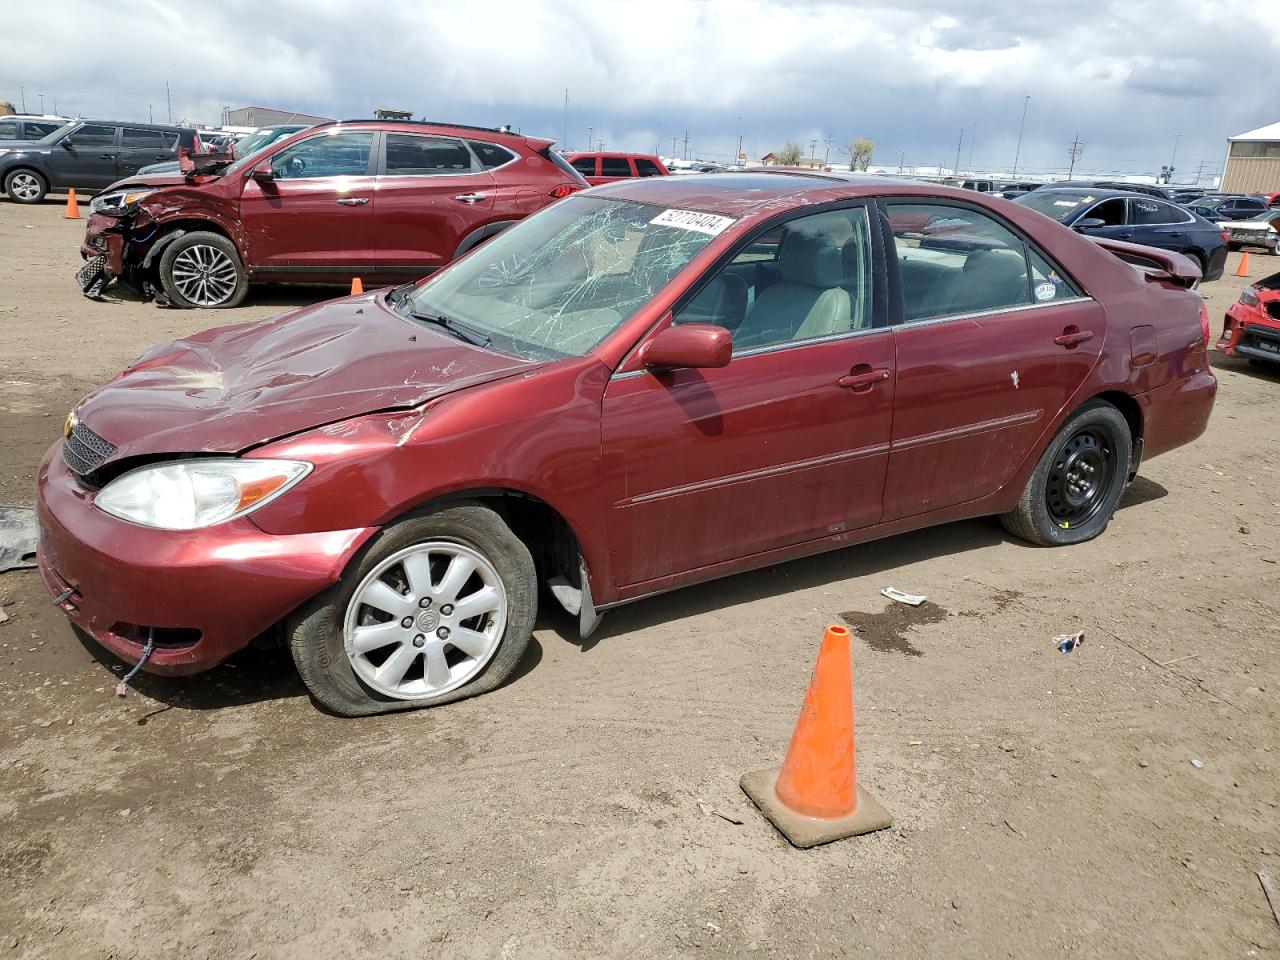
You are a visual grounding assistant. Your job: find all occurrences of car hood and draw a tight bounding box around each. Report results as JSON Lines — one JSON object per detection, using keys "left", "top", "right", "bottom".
{"left": 75, "top": 292, "right": 541, "bottom": 460}
{"left": 100, "top": 172, "right": 203, "bottom": 192}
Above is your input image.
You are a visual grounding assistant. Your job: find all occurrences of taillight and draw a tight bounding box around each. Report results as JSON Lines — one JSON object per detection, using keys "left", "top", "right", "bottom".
{"left": 1220, "top": 231, "right": 1229, "bottom": 245}
{"left": 1198, "top": 301, "right": 1210, "bottom": 347}
{"left": 549, "top": 184, "right": 577, "bottom": 199}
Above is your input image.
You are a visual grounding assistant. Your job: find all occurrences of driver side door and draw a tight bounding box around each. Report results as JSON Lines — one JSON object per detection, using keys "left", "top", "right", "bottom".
{"left": 239, "top": 130, "right": 378, "bottom": 273}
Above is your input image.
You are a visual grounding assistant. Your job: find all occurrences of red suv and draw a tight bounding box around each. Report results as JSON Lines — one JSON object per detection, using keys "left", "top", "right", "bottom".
{"left": 564, "top": 151, "right": 669, "bottom": 185}
{"left": 76, "top": 120, "right": 587, "bottom": 307}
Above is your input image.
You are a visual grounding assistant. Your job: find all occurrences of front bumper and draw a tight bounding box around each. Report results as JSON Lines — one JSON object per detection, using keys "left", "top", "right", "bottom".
{"left": 1218, "top": 300, "right": 1280, "bottom": 363}
{"left": 36, "top": 442, "right": 376, "bottom": 675}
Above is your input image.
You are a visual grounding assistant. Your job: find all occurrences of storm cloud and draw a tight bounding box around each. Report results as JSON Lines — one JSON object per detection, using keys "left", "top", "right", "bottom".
{"left": 3, "top": 0, "right": 1275, "bottom": 180}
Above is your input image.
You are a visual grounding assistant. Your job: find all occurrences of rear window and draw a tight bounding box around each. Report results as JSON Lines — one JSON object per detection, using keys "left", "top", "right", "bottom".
{"left": 466, "top": 139, "right": 517, "bottom": 170}
{"left": 600, "top": 157, "right": 631, "bottom": 177}
{"left": 543, "top": 148, "right": 589, "bottom": 185}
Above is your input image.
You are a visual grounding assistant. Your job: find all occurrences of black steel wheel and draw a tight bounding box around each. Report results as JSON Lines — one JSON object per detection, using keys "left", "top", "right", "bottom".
{"left": 1001, "top": 401, "right": 1132, "bottom": 546}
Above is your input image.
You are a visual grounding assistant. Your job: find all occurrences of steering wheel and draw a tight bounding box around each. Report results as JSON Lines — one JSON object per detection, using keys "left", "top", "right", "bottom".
{"left": 286, "top": 155, "right": 307, "bottom": 177}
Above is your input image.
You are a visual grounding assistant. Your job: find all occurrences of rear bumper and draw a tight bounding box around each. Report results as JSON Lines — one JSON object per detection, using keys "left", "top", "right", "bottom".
{"left": 1137, "top": 369, "right": 1217, "bottom": 460}
{"left": 1204, "top": 244, "right": 1228, "bottom": 282}
{"left": 36, "top": 443, "right": 376, "bottom": 675}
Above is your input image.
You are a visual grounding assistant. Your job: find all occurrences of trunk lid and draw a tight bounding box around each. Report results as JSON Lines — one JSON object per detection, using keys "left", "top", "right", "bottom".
{"left": 75, "top": 293, "right": 539, "bottom": 461}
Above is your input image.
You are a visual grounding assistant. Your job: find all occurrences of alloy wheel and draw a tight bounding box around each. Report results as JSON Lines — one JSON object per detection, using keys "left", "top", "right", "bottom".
{"left": 1045, "top": 428, "right": 1114, "bottom": 527}
{"left": 170, "top": 244, "right": 239, "bottom": 306}
{"left": 9, "top": 173, "right": 42, "bottom": 201}
{"left": 343, "top": 541, "right": 508, "bottom": 701}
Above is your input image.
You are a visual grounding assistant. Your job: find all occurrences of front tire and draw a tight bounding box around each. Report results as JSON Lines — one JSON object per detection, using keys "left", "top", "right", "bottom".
{"left": 288, "top": 503, "right": 537, "bottom": 716}
{"left": 1000, "top": 401, "right": 1132, "bottom": 547}
{"left": 158, "top": 231, "right": 248, "bottom": 308}
{"left": 4, "top": 168, "right": 48, "bottom": 204}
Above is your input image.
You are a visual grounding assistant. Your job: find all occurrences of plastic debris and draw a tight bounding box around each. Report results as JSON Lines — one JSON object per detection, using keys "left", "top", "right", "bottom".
{"left": 1053, "top": 630, "right": 1084, "bottom": 653}
{"left": 1259, "top": 870, "right": 1280, "bottom": 928}
{"left": 1190, "top": 758, "right": 1205, "bottom": 769}
{"left": 0, "top": 506, "right": 37, "bottom": 573}
{"left": 881, "top": 587, "right": 927, "bottom": 607}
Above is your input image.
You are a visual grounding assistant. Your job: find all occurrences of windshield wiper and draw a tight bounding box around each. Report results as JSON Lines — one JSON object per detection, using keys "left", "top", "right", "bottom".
{"left": 405, "top": 307, "right": 492, "bottom": 348}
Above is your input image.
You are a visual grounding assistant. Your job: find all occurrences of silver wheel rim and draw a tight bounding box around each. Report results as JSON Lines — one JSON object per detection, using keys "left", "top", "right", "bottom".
{"left": 343, "top": 541, "right": 508, "bottom": 701}
{"left": 10, "top": 173, "right": 41, "bottom": 201}
{"left": 170, "top": 244, "right": 239, "bottom": 305}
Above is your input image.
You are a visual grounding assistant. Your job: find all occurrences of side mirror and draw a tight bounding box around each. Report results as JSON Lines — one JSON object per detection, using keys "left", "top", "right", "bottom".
{"left": 251, "top": 160, "right": 274, "bottom": 182}
{"left": 641, "top": 324, "right": 732, "bottom": 370}
{"left": 60, "top": 140, "right": 74, "bottom": 150}
{"left": 1074, "top": 217, "right": 1106, "bottom": 231}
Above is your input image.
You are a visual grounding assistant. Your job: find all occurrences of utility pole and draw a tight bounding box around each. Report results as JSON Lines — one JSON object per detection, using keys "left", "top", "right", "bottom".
{"left": 953, "top": 127, "right": 965, "bottom": 176}
{"left": 562, "top": 89, "right": 568, "bottom": 149}
{"left": 736, "top": 115, "right": 743, "bottom": 165}
{"left": 671, "top": 135, "right": 678, "bottom": 157}
{"left": 38, "top": 93, "right": 44, "bottom": 113}
{"left": 19, "top": 86, "right": 25, "bottom": 111}
{"left": 149, "top": 105, "right": 154, "bottom": 123}
{"left": 809, "top": 138, "right": 818, "bottom": 163}
{"left": 682, "top": 129, "right": 690, "bottom": 161}
{"left": 968, "top": 122, "right": 977, "bottom": 172}
{"left": 1168, "top": 134, "right": 1181, "bottom": 182}
{"left": 657, "top": 120, "right": 662, "bottom": 156}
{"left": 1193, "top": 159, "right": 1207, "bottom": 185}
{"left": 892, "top": 149, "right": 905, "bottom": 173}
{"left": 166, "top": 81, "right": 172, "bottom": 123}
{"left": 587, "top": 126, "right": 593, "bottom": 154}
{"left": 1012, "top": 94, "right": 1030, "bottom": 177}
{"left": 1067, "top": 134, "right": 1084, "bottom": 178}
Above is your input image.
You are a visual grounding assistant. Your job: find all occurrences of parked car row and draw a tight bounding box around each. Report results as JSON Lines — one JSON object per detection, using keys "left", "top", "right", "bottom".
{"left": 38, "top": 170, "right": 1216, "bottom": 713}
{"left": 75, "top": 120, "right": 589, "bottom": 306}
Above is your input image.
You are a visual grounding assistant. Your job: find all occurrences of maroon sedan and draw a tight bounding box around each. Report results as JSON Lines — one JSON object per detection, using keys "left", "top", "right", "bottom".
{"left": 39, "top": 172, "right": 1216, "bottom": 715}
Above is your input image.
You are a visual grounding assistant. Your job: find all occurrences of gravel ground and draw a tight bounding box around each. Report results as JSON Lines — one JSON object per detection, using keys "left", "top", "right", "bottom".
{"left": 1, "top": 196, "right": 1278, "bottom": 959}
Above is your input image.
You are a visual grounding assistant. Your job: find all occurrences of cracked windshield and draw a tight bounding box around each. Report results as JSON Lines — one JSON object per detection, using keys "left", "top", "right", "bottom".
{"left": 404, "top": 195, "right": 727, "bottom": 359}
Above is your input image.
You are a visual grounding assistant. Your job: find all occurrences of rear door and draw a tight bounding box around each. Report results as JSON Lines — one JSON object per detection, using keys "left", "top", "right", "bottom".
{"left": 46, "top": 124, "right": 119, "bottom": 189}
{"left": 373, "top": 133, "right": 496, "bottom": 274}
{"left": 1126, "top": 198, "right": 1197, "bottom": 251}
{"left": 118, "top": 127, "right": 176, "bottom": 178}
{"left": 882, "top": 200, "right": 1105, "bottom": 520}
{"left": 598, "top": 155, "right": 632, "bottom": 183}
{"left": 238, "top": 129, "right": 378, "bottom": 272}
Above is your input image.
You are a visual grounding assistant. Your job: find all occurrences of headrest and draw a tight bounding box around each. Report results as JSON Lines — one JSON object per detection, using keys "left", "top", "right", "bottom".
{"left": 964, "top": 249, "right": 1026, "bottom": 281}
{"left": 777, "top": 229, "right": 846, "bottom": 287}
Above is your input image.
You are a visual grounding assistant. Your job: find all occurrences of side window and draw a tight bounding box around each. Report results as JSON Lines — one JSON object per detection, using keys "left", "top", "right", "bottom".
{"left": 466, "top": 139, "right": 517, "bottom": 170}
{"left": 674, "top": 207, "right": 873, "bottom": 353}
{"left": 634, "top": 158, "right": 662, "bottom": 177}
{"left": 122, "top": 128, "right": 164, "bottom": 149}
{"left": 1130, "top": 199, "right": 1185, "bottom": 225}
{"left": 1028, "top": 249, "right": 1083, "bottom": 303}
{"left": 161, "top": 132, "right": 180, "bottom": 149}
{"left": 887, "top": 202, "right": 1032, "bottom": 322}
{"left": 570, "top": 156, "right": 597, "bottom": 176}
{"left": 600, "top": 157, "right": 632, "bottom": 177}
{"left": 1087, "top": 198, "right": 1126, "bottom": 226}
{"left": 1240, "top": 200, "right": 1268, "bottom": 217}
{"left": 67, "top": 125, "right": 117, "bottom": 147}
{"left": 0, "top": 122, "right": 17, "bottom": 139}
{"left": 271, "top": 132, "right": 374, "bottom": 179}
{"left": 384, "top": 135, "right": 474, "bottom": 175}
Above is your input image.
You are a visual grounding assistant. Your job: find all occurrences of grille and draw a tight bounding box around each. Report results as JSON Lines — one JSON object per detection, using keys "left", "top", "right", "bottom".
{"left": 1268, "top": 302, "right": 1280, "bottom": 322}
{"left": 62, "top": 422, "right": 117, "bottom": 477}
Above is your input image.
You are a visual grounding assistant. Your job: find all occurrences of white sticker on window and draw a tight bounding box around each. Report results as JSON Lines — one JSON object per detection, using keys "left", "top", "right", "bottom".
{"left": 1053, "top": 200, "right": 1078, "bottom": 207}
{"left": 650, "top": 208, "right": 735, "bottom": 236}
{"left": 1034, "top": 281, "right": 1058, "bottom": 302}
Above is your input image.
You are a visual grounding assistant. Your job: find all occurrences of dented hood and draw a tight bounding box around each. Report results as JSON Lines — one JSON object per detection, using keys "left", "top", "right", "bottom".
{"left": 76, "top": 293, "right": 539, "bottom": 460}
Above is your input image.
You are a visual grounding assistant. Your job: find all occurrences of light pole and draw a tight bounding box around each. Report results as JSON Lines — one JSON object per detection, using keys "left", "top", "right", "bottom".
{"left": 1168, "top": 134, "right": 1181, "bottom": 183}
{"left": 1012, "top": 95, "right": 1030, "bottom": 177}
{"left": 892, "top": 149, "right": 905, "bottom": 173}
{"left": 968, "top": 122, "right": 977, "bottom": 172}
{"left": 953, "top": 127, "right": 965, "bottom": 177}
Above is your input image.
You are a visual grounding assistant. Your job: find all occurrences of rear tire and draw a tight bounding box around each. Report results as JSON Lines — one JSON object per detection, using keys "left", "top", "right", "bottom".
{"left": 1000, "top": 401, "right": 1132, "bottom": 547}
{"left": 1182, "top": 249, "right": 1206, "bottom": 275}
{"left": 4, "top": 168, "right": 47, "bottom": 204}
{"left": 288, "top": 503, "right": 537, "bottom": 717}
{"left": 158, "top": 231, "right": 248, "bottom": 308}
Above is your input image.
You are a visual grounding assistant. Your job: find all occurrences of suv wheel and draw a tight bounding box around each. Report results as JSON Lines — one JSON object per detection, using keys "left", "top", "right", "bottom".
{"left": 1000, "top": 401, "right": 1132, "bottom": 547}
{"left": 4, "top": 169, "right": 48, "bottom": 204}
{"left": 288, "top": 503, "right": 538, "bottom": 717}
{"left": 158, "top": 231, "right": 248, "bottom": 308}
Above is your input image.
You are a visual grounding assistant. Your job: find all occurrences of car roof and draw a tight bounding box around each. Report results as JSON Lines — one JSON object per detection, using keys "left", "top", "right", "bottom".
{"left": 587, "top": 170, "right": 982, "bottom": 217}
{"left": 566, "top": 151, "right": 662, "bottom": 159}
{"left": 327, "top": 119, "right": 546, "bottom": 147}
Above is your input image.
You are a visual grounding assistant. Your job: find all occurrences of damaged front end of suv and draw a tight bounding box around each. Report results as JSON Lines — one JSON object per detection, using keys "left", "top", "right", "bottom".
{"left": 77, "top": 152, "right": 241, "bottom": 305}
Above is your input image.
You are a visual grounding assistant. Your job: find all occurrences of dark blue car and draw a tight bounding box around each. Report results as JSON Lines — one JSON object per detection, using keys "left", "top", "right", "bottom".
{"left": 1015, "top": 188, "right": 1227, "bottom": 281}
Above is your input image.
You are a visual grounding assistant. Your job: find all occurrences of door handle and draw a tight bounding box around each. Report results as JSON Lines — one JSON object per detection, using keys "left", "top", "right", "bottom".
{"left": 98, "top": 154, "right": 114, "bottom": 159}
{"left": 335, "top": 197, "right": 369, "bottom": 206}
{"left": 1116, "top": 231, "right": 1132, "bottom": 240}
{"left": 453, "top": 193, "right": 487, "bottom": 204}
{"left": 837, "top": 367, "right": 891, "bottom": 392}
{"left": 1054, "top": 328, "right": 1095, "bottom": 349}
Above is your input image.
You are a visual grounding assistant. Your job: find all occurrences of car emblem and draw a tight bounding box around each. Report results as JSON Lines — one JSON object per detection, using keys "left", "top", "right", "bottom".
{"left": 416, "top": 609, "right": 440, "bottom": 632}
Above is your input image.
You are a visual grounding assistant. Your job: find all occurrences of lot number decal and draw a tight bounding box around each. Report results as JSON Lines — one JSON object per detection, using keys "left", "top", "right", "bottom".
{"left": 650, "top": 209, "right": 735, "bottom": 236}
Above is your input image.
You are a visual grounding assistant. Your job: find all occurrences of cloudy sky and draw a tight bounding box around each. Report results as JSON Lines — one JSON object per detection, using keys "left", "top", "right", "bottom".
{"left": 5, "top": 0, "right": 1276, "bottom": 181}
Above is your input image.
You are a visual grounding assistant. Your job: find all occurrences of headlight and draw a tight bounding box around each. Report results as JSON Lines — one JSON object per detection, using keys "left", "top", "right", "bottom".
{"left": 1241, "top": 287, "right": 1259, "bottom": 306}
{"left": 95, "top": 459, "right": 311, "bottom": 529}
{"left": 88, "top": 188, "right": 156, "bottom": 216}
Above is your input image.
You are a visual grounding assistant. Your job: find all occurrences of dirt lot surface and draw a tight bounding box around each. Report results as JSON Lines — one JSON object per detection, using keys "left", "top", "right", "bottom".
{"left": 2, "top": 197, "right": 1279, "bottom": 959}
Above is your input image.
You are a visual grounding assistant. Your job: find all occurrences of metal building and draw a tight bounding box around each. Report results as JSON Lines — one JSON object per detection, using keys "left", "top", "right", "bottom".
{"left": 1221, "top": 122, "right": 1280, "bottom": 194}
{"left": 223, "top": 106, "right": 333, "bottom": 127}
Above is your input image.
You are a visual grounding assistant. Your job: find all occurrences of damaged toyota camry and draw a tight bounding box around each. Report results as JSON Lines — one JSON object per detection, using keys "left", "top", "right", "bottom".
{"left": 39, "top": 172, "right": 1217, "bottom": 716}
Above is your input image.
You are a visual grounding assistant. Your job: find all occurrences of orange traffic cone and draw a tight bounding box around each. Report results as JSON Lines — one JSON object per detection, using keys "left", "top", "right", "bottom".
{"left": 740, "top": 624, "right": 891, "bottom": 848}
{"left": 64, "top": 188, "right": 81, "bottom": 219}
{"left": 350, "top": 277, "right": 364, "bottom": 295}
{"left": 1235, "top": 252, "right": 1250, "bottom": 278}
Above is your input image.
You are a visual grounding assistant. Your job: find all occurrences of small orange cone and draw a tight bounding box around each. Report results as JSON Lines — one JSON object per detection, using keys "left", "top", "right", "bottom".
{"left": 1235, "top": 252, "right": 1250, "bottom": 278}
{"left": 741, "top": 624, "right": 891, "bottom": 848}
{"left": 64, "top": 188, "right": 81, "bottom": 219}
{"left": 350, "top": 277, "right": 364, "bottom": 295}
